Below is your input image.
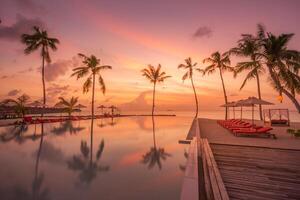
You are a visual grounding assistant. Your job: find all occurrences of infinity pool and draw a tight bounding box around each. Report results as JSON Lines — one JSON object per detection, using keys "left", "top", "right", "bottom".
{"left": 0, "top": 116, "right": 192, "bottom": 200}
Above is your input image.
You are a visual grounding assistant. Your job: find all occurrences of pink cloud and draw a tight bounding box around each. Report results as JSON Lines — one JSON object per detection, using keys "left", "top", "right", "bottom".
{"left": 40, "top": 56, "right": 80, "bottom": 82}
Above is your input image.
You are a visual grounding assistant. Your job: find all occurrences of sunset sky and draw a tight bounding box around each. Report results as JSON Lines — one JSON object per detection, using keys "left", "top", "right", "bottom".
{"left": 0, "top": 0, "right": 300, "bottom": 111}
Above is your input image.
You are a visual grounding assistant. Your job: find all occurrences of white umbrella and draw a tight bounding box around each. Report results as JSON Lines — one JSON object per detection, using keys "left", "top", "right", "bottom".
{"left": 75, "top": 104, "right": 87, "bottom": 109}
{"left": 220, "top": 101, "right": 237, "bottom": 119}
{"left": 237, "top": 97, "right": 273, "bottom": 124}
{"left": 27, "top": 100, "right": 44, "bottom": 107}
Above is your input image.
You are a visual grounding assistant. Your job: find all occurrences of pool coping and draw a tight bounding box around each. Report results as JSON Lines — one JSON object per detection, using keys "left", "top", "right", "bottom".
{"left": 180, "top": 119, "right": 200, "bottom": 200}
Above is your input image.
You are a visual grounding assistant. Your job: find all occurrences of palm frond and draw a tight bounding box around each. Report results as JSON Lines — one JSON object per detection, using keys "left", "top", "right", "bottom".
{"left": 83, "top": 77, "right": 92, "bottom": 93}
{"left": 98, "top": 75, "right": 106, "bottom": 94}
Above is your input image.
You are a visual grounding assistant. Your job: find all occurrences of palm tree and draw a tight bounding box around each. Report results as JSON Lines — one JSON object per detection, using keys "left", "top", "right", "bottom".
{"left": 141, "top": 64, "right": 171, "bottom": 116}
{"left": 178, "top": 58, "right": 202, "bottom": 118}
{"left": 229, "top": 30, "right": 265, "bottom": 120}
{"left": 2, "top": 94, "right": 30, "bottom": 117}
{"left": 203, "top": 52, "right": 233, "bottom": 119}
{"left": 258, "top": 25, "right": 300, "bottom": 112}
{"left": 55, "top": 96, "right": 79, "bottom": 117}
{"left": 21, "top": 26, "right": 59, "bottom": 117}
{"left": 71, "top": 54, "right": 112, "bottom": 119}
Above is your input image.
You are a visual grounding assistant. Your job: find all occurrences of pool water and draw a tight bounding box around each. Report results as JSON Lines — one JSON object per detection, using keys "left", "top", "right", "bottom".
{"left": 0, "top": 116, "right": 193, "bottom": 200}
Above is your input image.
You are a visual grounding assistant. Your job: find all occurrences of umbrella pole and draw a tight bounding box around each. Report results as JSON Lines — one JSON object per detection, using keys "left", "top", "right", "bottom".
{"left": 240, "top": 107, "right": 243, "bottom": 120}
{"left": 252, "top": 105, "right": 254, "bottom": 125}
{"left": 233, "top": 107, "right": 235, "bottom": 119}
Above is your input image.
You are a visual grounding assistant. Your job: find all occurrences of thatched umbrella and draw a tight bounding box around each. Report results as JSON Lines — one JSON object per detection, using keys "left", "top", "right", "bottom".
{"left": 97, "top": 105, "right": 106, "bottom": 115}
{"left": 27, "top": 100, "right": 44, "bottom": 107}
{"left": 75, "top": 104, "right": 87, "bottom": 114}
{"left": 237, "top": 97, "right": 273, "bottom": 124}
{"left": 108, "top": 105, "right": 117, "bottom": 116}
{"left": 221, "top": 101, "right": 237, "bottom": 119}
{"left": 54, "top": 102, "right": 66, "bottom": 118}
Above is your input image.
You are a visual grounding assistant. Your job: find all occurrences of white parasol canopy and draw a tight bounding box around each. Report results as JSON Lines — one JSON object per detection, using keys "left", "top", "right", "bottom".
{"left": 75, "top": 104, "right": 87, "bottom": 109}
{"left": 237, "top": 97, "right": 273, "bottom": 124}
{"left": 27, "top": 100, "right": 44, "bottom": 107}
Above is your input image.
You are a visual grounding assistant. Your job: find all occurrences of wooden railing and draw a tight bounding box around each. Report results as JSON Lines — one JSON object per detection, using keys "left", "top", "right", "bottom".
{"left": 198, "top": 138, "right": 229, "bottom": 200}
{"left": 181, "top": 118, "right": 229, "bottom": 200}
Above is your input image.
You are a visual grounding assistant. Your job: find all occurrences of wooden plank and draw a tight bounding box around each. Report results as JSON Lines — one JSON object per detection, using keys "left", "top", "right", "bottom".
{"left": 210, "top": 144, "right": 300, "bottom": 200}
{"left": 203, "top": 140, "right": 222, "bottom": 200}
{"left": 204, "top": 139, "right": 230, "bottom": 200}
{"left": 200, "top": 139, "right": 212, "bottom": 200}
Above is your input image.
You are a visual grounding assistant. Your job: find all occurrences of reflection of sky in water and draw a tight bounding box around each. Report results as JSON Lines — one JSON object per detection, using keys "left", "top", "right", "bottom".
{"left": 0, "top": 116, "right": 192, "bottom": 200}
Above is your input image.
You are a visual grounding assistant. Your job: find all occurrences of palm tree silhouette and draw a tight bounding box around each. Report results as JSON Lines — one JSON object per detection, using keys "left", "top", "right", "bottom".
{"left": 55, "top": 96, "right": 79, "bottom": 117}
{"left": 141, "top": 116, "right": 171, "bottom": 170}
{"left": 51, "top": 121, "right": 85, "bottom": 135}
{"left": 2, "top": 94, "right": 30, "bottom": 117}
{"left": 67, "top": 118, "right": 109, "bottom": 185}
{"left": 229, "top": 25, "right": 266, "bottom": 120}
{"left": 178, "top": 57, "right": 203, "bottom": 118}
{"left": 179, "top": 149, "right": 189, "bottom": 172}
{"left": 21, "top": 26, "right": 59, "bottom": 117}
{"left": 203, "top": 52, "right": 233, "bottom": 119}
{"left": 141, "top": 64, "right": 171, "bottom": 116}
{"left": 71, "top": 54, "right": 112, "bottom": 120}
{"left": 257, "top": 25, "right": 300, "bottom": 112}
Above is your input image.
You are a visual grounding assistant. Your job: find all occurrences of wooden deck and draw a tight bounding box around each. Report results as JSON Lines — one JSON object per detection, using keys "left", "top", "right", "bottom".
{"left": 211, "top": 144, "right": 300, "bottom": 200}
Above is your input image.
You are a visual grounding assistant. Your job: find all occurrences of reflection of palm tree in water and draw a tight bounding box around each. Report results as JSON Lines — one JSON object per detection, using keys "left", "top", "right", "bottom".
{"left": 0, "top": 124, "right": 42, "bottom": 144}
{"left": 51, "top": 121, "right": 85, "bottom": 135}
{"left": 97, "top": 117, "right": 118, "bottom": 128}
{"left": 109, "top": 117, "right": 117, "bottom": 126}
{"left": 141, "top": 116, "right": 171, "bottom": 170}
{"left": 32, "top": 123, "right": 50, "bottom": 200}
{"left": 67, "top": 118, "right": 109, "bottom": 185}
{"left": 179, "top": 149, "right": 189, "bottom": 172}
{"left": 98, "top": 118, "right": 106, "bottom": 128}
{"left": 12, "top": 123, "right": 50, "bottom": 200}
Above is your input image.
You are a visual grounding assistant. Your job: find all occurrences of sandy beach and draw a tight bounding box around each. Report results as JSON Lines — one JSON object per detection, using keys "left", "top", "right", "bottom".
{"left": 198, "top": 118, "right": 300, "bottom": 150}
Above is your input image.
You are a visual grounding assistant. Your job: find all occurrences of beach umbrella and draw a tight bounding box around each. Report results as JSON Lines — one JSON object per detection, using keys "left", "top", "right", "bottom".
{"left": 220, "top": 101, "right": 237, "bottom": 119}
{"left": 75, "top": 104, "right": 87, "bottom": 113}
{"left": 237, "top": 97, "right": 273, "bottom": 124}
{"left": 27, "top": 100, "right": 44, "bottom": 107}
{"left": 75, "top": 104, "right": 87, "bottom": 109}
{"left": 108, "top": 105, "right": 117, "bottom": 116}
{"left": 54, "top": 102, "right": 66, "bottom": 118}
{"left": 54, "top": 102, "right": 66, "bottom": 108}
{"left": 97, "top": 105, "right": 106, "bottom": 115}
{"left": 0, "top": 100, "right": 17, "bottom": 107}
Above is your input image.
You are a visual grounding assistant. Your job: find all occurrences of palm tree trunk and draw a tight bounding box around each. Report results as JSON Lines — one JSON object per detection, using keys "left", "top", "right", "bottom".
{"left": 90, "top": 118, "right": 94, "bottom": 165}
{"left": 152, "top": 116, "right": 156, "bottom": 149}
{"left": 267, "top": 65, "right": 300, "bottom": 112}
{"left": 255, "top": 72, "right": 263, "bottom": 120}
{"left": 219, "top": 68, "right": 228, "bottom": 120}
{"left": 152, "top": 82, "right": 156, "bottom": 116}
{"left": 91, "top": 73, "right": 96, "bottom": 119}
{"left": 90, "top": 73, "right": 96, "bottom": 165}
{"left": 41, "top": 48, "right": 46, "bottom": 118}
{"left": 190, "top": 77, "right": 199, "bottom": 118}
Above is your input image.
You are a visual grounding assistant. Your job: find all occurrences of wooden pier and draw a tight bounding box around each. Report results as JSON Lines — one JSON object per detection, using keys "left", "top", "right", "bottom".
{"left": 181, "top": 118, "right": 300, "bottom": 200}
{"left": 211, "top": 144, "right": 300, "bottom": 200}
